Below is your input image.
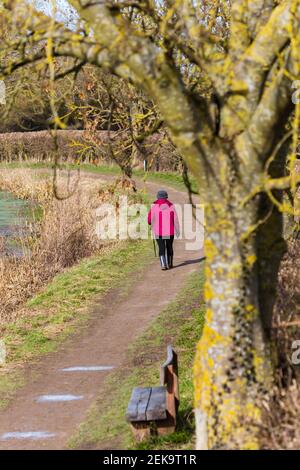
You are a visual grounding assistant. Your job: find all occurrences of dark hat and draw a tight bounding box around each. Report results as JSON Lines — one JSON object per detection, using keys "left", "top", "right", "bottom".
{"left": 157, "top": 190, "right": 168, "bottom": 199}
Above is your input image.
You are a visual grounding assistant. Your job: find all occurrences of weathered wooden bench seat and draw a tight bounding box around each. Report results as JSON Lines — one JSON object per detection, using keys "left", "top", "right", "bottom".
{"left": 126, "top": 345, "right": 179, "bottom": 441}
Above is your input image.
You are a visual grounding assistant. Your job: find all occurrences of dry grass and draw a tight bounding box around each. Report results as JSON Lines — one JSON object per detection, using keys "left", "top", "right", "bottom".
{"left": 261, "top": 381, "right": 300, "bottom": 449}
{"left": 0, "top": 168, "right": 136, "bottom": 326}
{"left": 261, "top": 238, "right": 300, "bottom": 449}
{"left": 273, "top": 239, "right": 300, "bottom": 383}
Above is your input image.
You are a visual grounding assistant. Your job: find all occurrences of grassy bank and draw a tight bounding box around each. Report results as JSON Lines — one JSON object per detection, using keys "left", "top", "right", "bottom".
{"left": 0, "top": 161, "right": 198, "bottom": 193}
{"left": 0, "top": 240, "right": 153, "bottom": 409}
{"left": 0, "top": 166, "right": 150, "bottom": 324}
{"left": 68, "top": 267, "right": 205, "bottom": 450}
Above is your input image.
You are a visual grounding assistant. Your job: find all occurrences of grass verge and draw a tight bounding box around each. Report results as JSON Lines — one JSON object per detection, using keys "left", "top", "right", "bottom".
{"left": 0, "top": 161, "right": 198, "bottom": 193}
{"left": 0, "top": 240, "right": 153, "bottom": 409}
{"left": 68, "top": 266, "right": 205, "bottom": 450}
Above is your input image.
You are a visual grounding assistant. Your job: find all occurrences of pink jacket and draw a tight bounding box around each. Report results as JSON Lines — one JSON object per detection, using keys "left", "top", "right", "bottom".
{"left": 147, "top": 199, "right": 180, "bottom": 237}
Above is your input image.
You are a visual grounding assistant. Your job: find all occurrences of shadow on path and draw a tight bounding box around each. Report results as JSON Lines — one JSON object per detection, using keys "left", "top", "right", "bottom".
{"left": 173, "top": 256, "right": 206, "bottom": 269}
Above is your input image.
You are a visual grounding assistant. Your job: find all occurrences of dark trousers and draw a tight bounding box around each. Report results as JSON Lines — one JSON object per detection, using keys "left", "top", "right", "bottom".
{"left": 156, "top": 236, "right": 174, "bottom": 258}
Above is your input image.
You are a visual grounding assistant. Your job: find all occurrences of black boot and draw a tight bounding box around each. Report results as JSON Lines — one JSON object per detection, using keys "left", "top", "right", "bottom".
{"left": 160, "top": 255, "right": 168, "bottom": 270}
{"left": 168, "top": 255, "right": 173, "bottom": 269}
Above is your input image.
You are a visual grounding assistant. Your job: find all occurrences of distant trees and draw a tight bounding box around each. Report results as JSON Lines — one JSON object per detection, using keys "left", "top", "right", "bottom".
{"left": 1, "top": 0, "right": 300, "bottom": 449}
{"left": 1, "top": 64, "right": 70, "bottom": 132}
{"left": 1, "top": 52, "right": 169, "bottom": 175}
{"left": 70, "top": 66, "right": 164, "bottom": 176}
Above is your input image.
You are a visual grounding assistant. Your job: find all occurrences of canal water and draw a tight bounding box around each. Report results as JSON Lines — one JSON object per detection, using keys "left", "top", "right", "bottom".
{"left": 0, "top": 191, "right": 31, "bottom": 257}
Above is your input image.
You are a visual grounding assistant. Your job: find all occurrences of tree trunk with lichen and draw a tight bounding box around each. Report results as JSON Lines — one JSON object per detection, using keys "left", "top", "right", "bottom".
{"left": 191, "top": 137, "right": 288, "bottom": 449}
{"left": 194, "top": 197, "right": 274, "bottom": 449}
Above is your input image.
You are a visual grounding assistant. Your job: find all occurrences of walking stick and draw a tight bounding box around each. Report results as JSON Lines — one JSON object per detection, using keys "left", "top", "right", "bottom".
{"left": 153, "top": 237, "right": 157, "bottom": 257}
{"left": 149, "top": 226, "right": 157, "bottom": 257}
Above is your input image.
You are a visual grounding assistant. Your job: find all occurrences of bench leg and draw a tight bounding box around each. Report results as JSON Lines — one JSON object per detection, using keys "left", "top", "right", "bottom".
{"left": 156, "top": 416, "right": 176, "bottom": 436}
{"left": 130, "top": 421, "right": 151, "bottom": 442}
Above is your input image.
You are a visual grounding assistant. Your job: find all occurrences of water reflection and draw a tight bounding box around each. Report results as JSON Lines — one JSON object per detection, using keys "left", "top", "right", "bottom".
{"left": 0, "top": 191, "right": 30, "bottom": 256}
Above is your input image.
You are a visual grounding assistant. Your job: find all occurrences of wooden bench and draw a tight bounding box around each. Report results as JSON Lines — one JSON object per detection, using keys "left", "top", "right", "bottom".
{"left": 126, "top": 345, "right": 179, "bottom": 441}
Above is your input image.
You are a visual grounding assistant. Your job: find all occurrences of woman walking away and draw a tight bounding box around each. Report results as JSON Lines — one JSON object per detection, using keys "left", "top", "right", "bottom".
{"left": 148, "top": 190, "right": 180, "bottom": 270}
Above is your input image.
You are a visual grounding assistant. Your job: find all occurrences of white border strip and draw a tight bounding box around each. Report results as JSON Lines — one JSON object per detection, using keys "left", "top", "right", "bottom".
{"left": 61, "top": 366, "right": 114, "bottom": 372}
{"left": 1, "top": 431, "right": 56, "bottom": 440}
{"left": 37, "top": 394, "right": 84, "bottom": 403}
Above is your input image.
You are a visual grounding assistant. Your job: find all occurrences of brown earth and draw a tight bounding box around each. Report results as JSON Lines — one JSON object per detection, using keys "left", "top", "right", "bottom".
{"left": 0, "top": 173, "right": 204, "bottom": 450}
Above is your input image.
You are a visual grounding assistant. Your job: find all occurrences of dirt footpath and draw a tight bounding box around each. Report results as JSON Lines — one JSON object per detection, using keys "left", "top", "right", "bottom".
{"left": 0, "top": 174, "right": 204, "bottom": 450}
